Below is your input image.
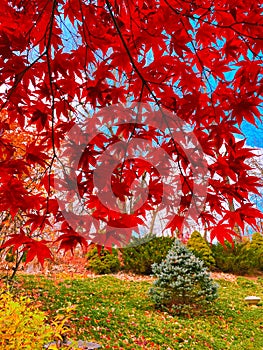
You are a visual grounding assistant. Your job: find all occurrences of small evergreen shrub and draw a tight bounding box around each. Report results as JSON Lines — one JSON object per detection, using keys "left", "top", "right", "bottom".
{"left": 86, "top": 246, "right": 120, "bottom": 274}
{"left": 122, "top": 235, "right": 174, "bottom": 275}
{"left": 187, "top": 231, "right": 215, "bottom": 268}
{"left": 211, "top": 233, "right": 263, "bottom": 274}
{"left": 249, "top": 232, "right": 263, "bottom": 271}
{"left": 0, "top": 290, "right": 54, "bottom": 349}
{"left": 250, "top": 231, "right": 263, "bottom": 248}
{"left": 149, "top": 240, "right": 218, "bottom": 314}
{"left": 211, "top": 241, "right": 251, "bottom": 274}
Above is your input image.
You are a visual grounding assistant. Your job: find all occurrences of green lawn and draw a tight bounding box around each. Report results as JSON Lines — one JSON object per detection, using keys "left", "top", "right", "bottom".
{"left": 12, "top": 275, "right": 263, "bottom": 349}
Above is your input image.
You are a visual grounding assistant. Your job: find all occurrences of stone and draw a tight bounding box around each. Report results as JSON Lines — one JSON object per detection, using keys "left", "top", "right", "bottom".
{"left": 44, "top": 339, "right": 101, "bottom": 349}
{"left": 244, "top": 296, "right": 261, "bottom": 305}
{"left": 76, "top": 340, "right": 101, "bottom": 349}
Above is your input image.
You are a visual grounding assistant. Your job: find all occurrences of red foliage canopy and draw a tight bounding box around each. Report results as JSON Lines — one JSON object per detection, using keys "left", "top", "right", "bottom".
{"left": 0, "top": 0, "right": 262, "bottom": 265}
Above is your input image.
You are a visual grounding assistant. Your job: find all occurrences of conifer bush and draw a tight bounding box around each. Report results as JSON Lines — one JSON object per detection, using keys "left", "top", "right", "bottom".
{"left": 211, "top": 232, "right": 263, "bottom": 274}
{"left": 245, "top": 232, "right": 263, "bottom": 271}
{"left": 211, "top": 241, "right": 249, "bottom": 274}
{"left": 187, "top": 231, "right": 215, "bottom": 268}
{"left": 149, "top": 240, "right": 218, "bottom": 314}
{"left": 122, "top": 235, "right": 174, "bottom": 275}
{"left": 86, "top": 246, "right": 120, "bottom": 274}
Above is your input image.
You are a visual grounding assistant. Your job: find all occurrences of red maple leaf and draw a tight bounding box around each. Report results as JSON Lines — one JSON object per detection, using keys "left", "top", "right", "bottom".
{"left": 56, "top": 231, "right": 88, "bottom": 255}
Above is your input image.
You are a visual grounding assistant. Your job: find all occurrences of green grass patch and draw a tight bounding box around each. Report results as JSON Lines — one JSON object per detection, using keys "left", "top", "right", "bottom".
{"left": 10, "top": 275, "right": 263, "bottom": 349}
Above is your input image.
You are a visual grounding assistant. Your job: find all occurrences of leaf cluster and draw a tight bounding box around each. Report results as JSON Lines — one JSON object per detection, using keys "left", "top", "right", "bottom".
{"left": 0, "top": 289, "right": 54, "bottom": 349}
{"left": 0, "top": 0, "right": 263, "bottom": 268}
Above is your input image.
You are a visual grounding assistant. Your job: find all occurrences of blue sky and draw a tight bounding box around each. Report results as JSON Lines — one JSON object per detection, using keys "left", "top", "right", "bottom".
{"left": 241, "top": 120, "right": 263, "bottom": 149}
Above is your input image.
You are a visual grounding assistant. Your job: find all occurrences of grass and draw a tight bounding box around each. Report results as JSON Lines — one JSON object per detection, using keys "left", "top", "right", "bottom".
{"left": 7, "top": 274, "right": 263, "bottom": 349}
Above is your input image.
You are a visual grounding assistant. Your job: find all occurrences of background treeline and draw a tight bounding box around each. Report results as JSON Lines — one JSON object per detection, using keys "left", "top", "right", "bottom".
{"left": 86, "top": 231, "right": 263, "bottom": 275}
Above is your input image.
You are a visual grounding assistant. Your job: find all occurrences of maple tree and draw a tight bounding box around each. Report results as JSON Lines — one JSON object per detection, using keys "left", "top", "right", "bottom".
{"left": 0, "top": 110, "right": 56, "bottom": 273}
{"left": 0, "top": 0, "right": 263, "bottom": 267}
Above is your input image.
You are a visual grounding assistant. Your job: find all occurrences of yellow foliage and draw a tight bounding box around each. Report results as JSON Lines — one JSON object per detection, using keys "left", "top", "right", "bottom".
{"left": 0, "top": 289, "right": 54, "bottom": 349}
{"left": 0, "top": 289, "right": 80, "bottom": 350}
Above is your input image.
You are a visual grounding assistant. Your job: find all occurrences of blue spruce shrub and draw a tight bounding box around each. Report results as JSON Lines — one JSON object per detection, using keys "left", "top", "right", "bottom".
{"left": 149, "top": 240, "right": 218, "bottom": 314}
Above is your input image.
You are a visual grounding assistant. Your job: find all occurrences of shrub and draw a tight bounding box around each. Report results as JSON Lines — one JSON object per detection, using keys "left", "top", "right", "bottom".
{"left": 0, "top": 289, "right": 54, "bottom": 350}
{"left": 149, "top": 240, "right": 218, "bottom": 314}
{"left": 250, "top": 231, "right": 263, "bottom": 249}
{"left": 211, "top": 233, "right": 263, "bottom": 274}
{"left": 187, "top": 231, "right": 215, "bottom": 268}
{"left": 86, "top": 246, "right": 120, "bottom": 274}
{"left": 122, "top": 235, "right": 174, "bottom": 275}
{"left": 211, "top": 241, "right": 251, "bottom": 274}
{"left": 245, "top": 232, "right": 263, "bottom": 271}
